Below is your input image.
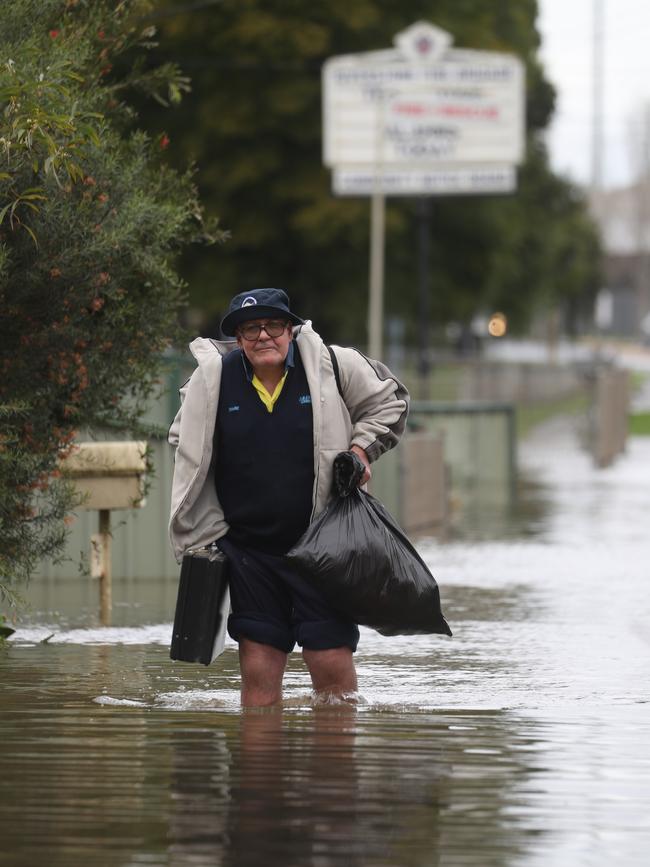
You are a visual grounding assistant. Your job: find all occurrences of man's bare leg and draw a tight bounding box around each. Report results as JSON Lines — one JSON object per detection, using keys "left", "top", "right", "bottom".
{"left": 239, "top": 638, "right": 288, "bottom": 707}
{"left": 303, "top": 647, "right": 357, "bottom": 700}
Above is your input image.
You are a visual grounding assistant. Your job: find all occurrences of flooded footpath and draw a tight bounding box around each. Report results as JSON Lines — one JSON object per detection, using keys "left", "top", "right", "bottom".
{"left": 2, "top": 416, "right": 650, "bottom": 867}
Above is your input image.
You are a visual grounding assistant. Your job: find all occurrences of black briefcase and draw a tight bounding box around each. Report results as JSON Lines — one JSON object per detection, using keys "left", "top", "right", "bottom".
{"left": 170, "top": 545, "right": 230, "bottom": 665}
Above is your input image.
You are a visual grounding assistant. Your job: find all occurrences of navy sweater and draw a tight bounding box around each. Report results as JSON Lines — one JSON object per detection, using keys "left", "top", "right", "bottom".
{"left": 214, "top": 346, "right": 314, "bottom": 554}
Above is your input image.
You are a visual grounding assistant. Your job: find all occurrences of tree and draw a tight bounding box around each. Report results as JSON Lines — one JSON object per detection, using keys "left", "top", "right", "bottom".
{"left": 0, "top": 0, "right": 220, "bottom": 607}
{"left": 138, "top": 0, "right": 598, "bottom": 344}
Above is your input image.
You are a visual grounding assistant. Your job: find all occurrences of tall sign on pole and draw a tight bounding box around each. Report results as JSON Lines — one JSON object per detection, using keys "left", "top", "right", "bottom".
{"left": 322, "top": 22, "right": 525, "bottom": 360}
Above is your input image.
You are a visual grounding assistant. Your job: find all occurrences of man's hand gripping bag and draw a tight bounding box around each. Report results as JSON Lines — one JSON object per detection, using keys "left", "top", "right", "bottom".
{"left": 286, "top": 451, "right": 452, "bottom": 637}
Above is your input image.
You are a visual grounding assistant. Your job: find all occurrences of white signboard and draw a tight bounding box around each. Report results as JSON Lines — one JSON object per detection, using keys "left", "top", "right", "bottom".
{"left": 322, "top": 22, "right": 526, "bottom": 361}
{"left": 322, "top": 22, "right": 526, "bottom": 192}
{"left": 333, "top": 164, "right": 516, "bottom": 196}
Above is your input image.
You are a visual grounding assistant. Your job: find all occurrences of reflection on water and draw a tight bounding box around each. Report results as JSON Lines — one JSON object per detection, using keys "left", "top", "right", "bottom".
{"left": 0, "top": 642, "right": 552, "bottom": 867}
{"left": 3, "top": 639, "right": 650, "bottom": 867}
{"left": 2, "top": 420, "right": 650, "bottom": 866}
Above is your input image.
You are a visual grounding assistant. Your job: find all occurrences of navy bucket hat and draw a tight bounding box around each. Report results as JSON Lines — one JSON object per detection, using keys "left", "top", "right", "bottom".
{"left": 220, "top": 288, "right": 304, "bottom": 337}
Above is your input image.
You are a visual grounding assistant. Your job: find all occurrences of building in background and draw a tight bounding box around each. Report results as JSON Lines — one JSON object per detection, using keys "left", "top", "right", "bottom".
{"left": 591, "top": 184, "right": 650, "bottom": 340}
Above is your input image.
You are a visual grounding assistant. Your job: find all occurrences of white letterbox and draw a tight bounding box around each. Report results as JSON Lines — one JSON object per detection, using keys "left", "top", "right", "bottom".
{"left": 61, "top": 441, "right": 147, "bottom": 510}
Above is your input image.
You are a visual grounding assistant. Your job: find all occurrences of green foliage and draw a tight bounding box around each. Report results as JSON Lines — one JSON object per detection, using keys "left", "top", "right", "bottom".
{"left": 387, "top": 141, "right": 600, "bottom": 335}
{"left": 138, "top": 0, "right": 599, "bottom": 343}
{"left": 0, "top": 0, "right": 221, "bottom": 602}
{"left": 629, "top": 412, "right": 650, "bottom": 436}
{"left": 0, "top": 608, "right": 16, "bottom": 640}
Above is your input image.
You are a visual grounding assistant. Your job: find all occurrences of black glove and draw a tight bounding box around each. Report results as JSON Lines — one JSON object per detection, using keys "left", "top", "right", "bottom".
{"left": 332, "top": 450, "right": 366, "bottom": 498}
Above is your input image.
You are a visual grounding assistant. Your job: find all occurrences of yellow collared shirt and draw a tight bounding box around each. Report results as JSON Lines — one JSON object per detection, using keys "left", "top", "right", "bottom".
{"left": 251, "top": 371, "right": 288, "bottom": 413}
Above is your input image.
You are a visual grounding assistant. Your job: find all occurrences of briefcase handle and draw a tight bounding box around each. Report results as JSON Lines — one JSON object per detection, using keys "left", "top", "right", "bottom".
{"left": 186, "top": 542, "right": 226, "bottom": 562}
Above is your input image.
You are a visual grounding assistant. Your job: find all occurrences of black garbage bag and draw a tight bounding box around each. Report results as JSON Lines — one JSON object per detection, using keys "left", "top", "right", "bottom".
{"left": 286, "top": 451, "right": 452, "bottom": 637}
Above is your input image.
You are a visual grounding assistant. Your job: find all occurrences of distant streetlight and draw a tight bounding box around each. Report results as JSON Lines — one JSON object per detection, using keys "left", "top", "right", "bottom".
{"left": 488, "top": 312, "right": 508, "bottom": 338}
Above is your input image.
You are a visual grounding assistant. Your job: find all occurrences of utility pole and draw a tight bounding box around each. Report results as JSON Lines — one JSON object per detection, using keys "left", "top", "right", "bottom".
{"left": 591, "top": 0, "right": 606, "bottom": 347}
{"left": 592, "top": 0, "right": 605, "bottom": 194}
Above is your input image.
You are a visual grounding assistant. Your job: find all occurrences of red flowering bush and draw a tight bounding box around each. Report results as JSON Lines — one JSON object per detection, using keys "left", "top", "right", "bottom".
{"left": 0, "top": 1, "right": 222, "bottom": 605}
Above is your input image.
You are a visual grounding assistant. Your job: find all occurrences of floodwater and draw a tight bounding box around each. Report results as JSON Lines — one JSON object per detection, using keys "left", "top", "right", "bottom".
{"left": 3, "top": 417, "right": 650, "bottom": 866}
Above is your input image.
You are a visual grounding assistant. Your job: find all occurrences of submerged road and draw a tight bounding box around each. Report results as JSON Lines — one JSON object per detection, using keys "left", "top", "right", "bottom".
{"left": 2, "top": 414, "right": 650, "bottom": 866}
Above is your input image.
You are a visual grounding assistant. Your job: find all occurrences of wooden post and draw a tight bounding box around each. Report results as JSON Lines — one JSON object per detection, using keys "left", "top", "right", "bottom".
{"left": 91, "top": 509, "right": 112, "bottom": 626}
{"left": 593, "top": 367, "right": 629, "bottom": 468}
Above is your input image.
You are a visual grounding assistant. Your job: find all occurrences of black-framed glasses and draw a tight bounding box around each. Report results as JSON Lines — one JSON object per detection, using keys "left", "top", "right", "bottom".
{"left": 238, "top": 320, "right": 289, "bottom": 341}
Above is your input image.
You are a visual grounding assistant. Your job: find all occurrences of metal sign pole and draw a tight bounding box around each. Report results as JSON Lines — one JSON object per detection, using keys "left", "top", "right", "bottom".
{"left": 417, "top": 197, "right": 432, "bottom": 399}
{"left": 368, "top": 192, "right": 386, "bottom": 359}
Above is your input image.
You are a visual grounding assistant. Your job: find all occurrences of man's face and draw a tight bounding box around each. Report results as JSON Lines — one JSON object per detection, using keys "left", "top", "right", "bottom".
{"left": 236, "top": 318, "right": 293, "bottom": 372}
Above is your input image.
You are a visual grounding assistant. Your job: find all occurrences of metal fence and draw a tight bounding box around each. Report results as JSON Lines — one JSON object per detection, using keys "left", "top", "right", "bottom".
{"left": 369, "top": 401, "right": 517, "bottom": 538}
{"left": 35, "top": 355, "right": 518, "bottom": 579}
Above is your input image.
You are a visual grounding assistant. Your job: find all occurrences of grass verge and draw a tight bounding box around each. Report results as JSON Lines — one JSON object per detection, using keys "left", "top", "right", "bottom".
{"left": 516, "top": 393, "right": 590, "bottom": 440}
{"left": 629, "top": 412, "right": 650, "bottom": 436}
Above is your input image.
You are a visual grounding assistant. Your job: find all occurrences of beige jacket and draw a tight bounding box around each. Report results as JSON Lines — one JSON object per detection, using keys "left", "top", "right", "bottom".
{"left": 168, "top": 321, "right": 409, "bottom": 562}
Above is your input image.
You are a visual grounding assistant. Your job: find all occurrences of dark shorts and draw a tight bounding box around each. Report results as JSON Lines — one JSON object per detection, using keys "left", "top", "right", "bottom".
{"left": 217, "top": 536, "right": 359, "bottom": 654}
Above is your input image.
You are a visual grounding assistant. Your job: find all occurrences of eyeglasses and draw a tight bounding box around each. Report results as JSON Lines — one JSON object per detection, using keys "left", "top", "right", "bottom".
{"left": 238, "top": 320, "right": 289, "bottom": 341}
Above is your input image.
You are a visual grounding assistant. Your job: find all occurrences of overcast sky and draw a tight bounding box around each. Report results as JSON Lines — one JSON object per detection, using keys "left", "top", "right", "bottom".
{"left": 537, "top": 0, "right": 650, "bottom": 190}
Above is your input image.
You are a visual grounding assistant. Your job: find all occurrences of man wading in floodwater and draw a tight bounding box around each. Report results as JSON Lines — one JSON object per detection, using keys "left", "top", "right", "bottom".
{"left": 168, "top": 288, "right": 409, "bottom": 706}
